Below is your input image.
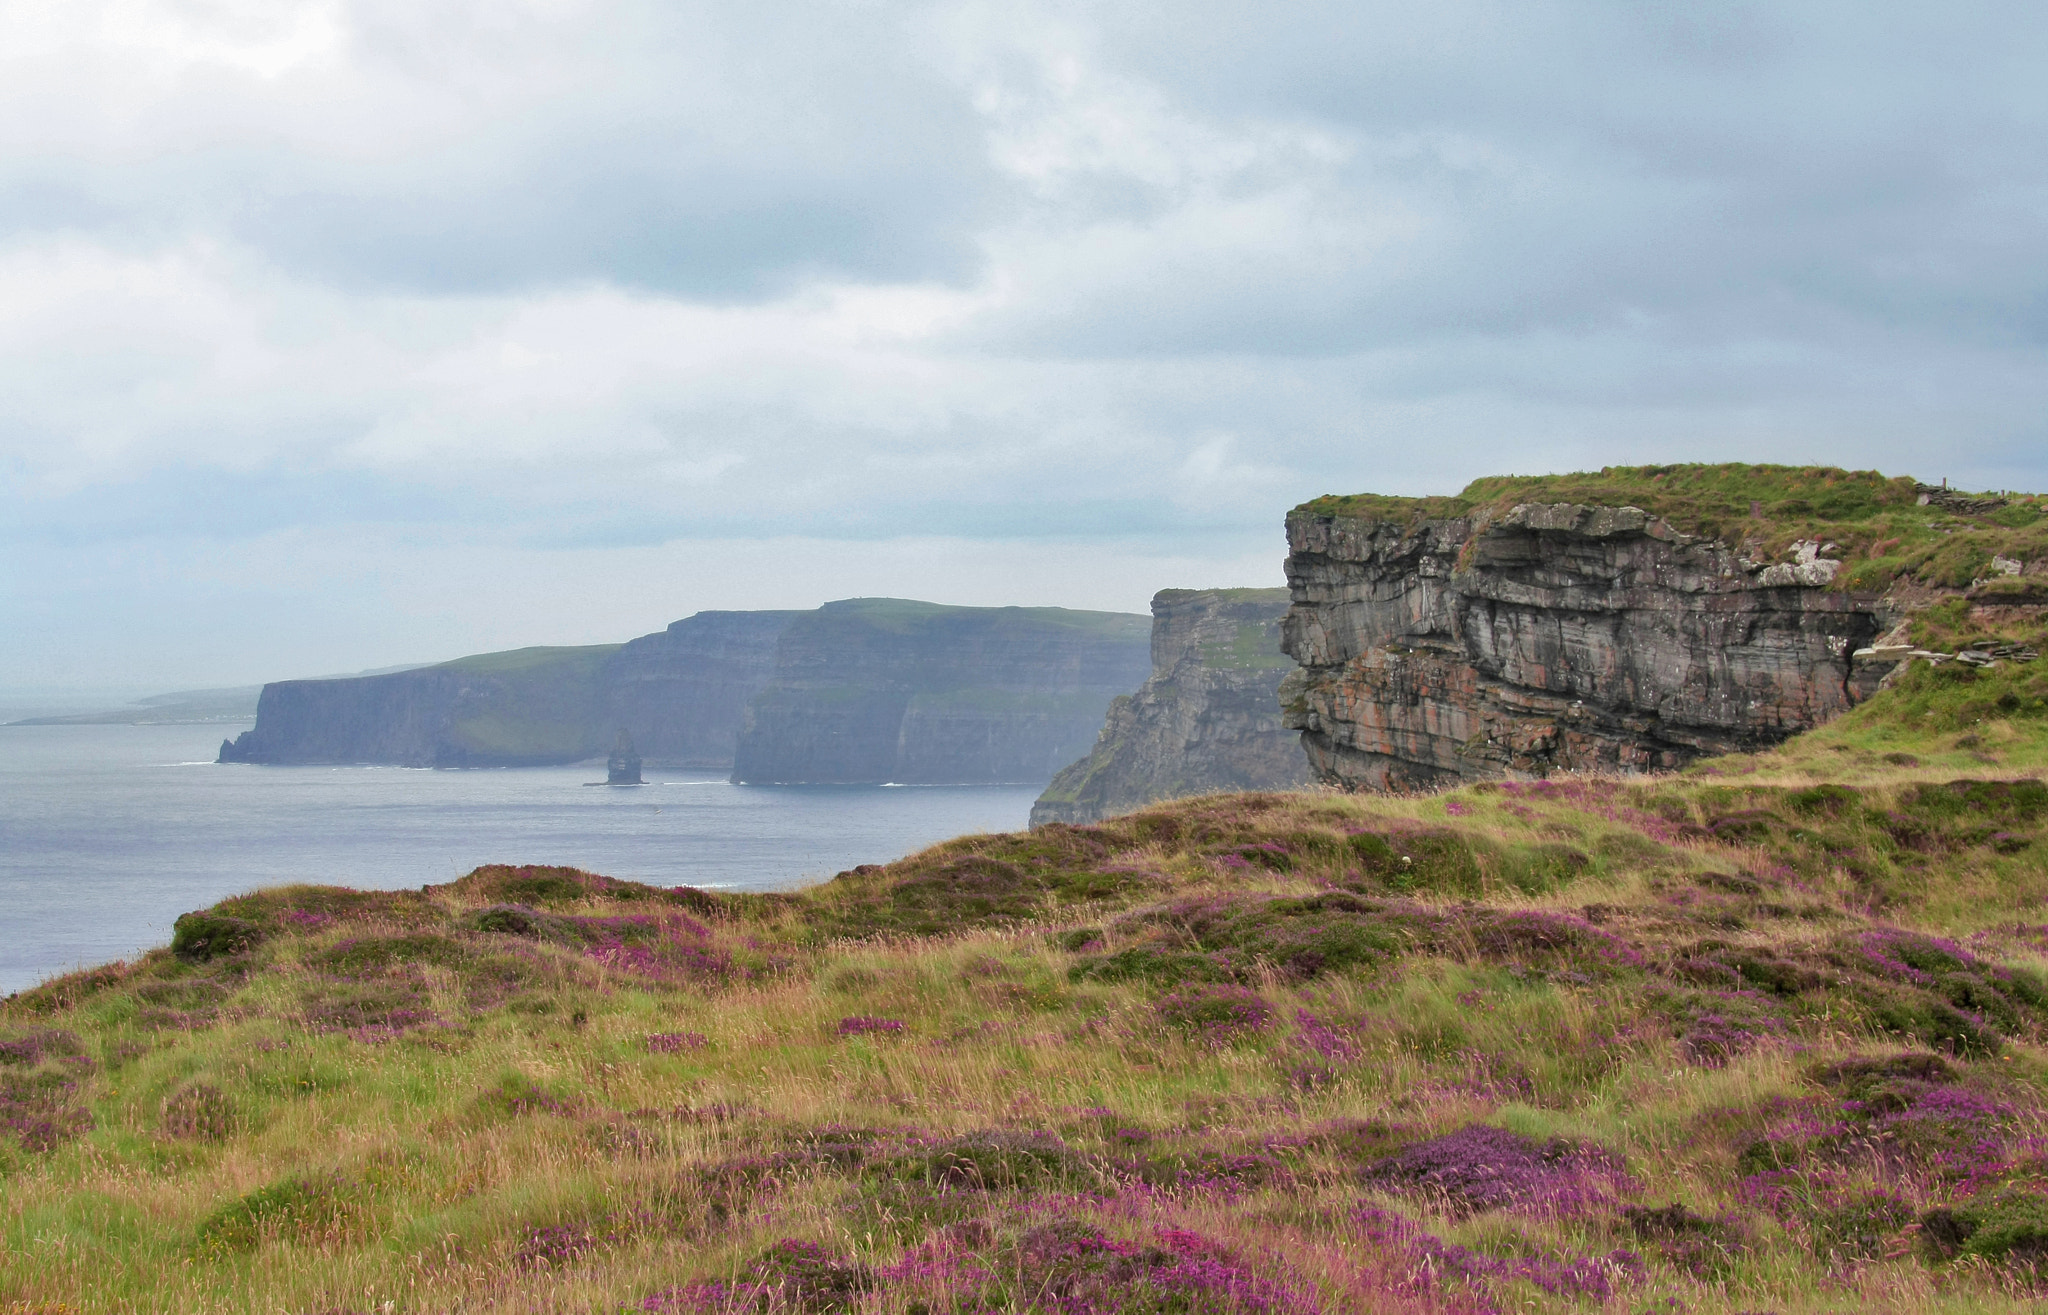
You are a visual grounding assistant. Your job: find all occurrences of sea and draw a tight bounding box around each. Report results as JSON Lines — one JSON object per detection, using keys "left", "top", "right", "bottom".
{"left": 0, "top": 721, "right": 1040, "bottom": 996}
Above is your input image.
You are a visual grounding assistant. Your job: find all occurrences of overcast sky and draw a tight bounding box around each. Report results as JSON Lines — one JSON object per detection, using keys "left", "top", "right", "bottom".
{"left": 5, "top": 1, "right": 2046, "bottom": 694}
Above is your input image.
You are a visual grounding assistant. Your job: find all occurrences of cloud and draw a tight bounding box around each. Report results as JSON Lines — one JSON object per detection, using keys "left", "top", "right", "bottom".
{"left": 3, "top": 0, "right": 2047, "bottom": 687}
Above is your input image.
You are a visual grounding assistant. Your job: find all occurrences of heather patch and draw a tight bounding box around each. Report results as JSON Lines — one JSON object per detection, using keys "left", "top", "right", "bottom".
{"left": 206, "top": 884, "right": 442, "bottom": 934}
{"left": 1734, "top": 1063, "right": 2018, "bottom": 1183}
{"left": 641, "top": 1238, "right": 871, "bottom": 1313}
{"left": 311, "top": 933, "right": 471, "bottom": 977}
{"left": 1359, "top": 1123, "right": 1631, "bottom": 1218}
{"left": 1072, "top": 894, "right": 1646, "bottom": 991}
{"left": 1351, "top": 1204, "right": 1646, "bottom": 1306}
{"left": 447, "top": 864, "right": 647, "bottom": 908}
{"left": 479, "top": 1072, "right": 583, "bottom": 1119}
{"left": 868, "top": 1130, "right": 1097, "bottom": 1194}
{"left": 864, "top": 1215, "right": 1325, "bottom": 1315}
{"left": 1808, "top": 1186, "right": 1917, "bottom": 1262}
{"left": 1069, "top": 893, "right": 1412, "bottom": 987}
{"left": 808, "top": 837, "right": 1156, "bottom": 940}
{"left": 1664, "top": 927, "right": 2048, "bottom": 1055}
{"left": 1620, "top": 1202, "right": 1752, "bottom": 1278}
{"left": 299, "top": 974, "right": 437, "bottom": 1037}
{"left": 1154, "top": 984, "right": 1274, "bottom": 1045}
{"left": 0, "top": 1028, "right": 84, "bottom": 1068}
{"left": 1672, "top": 1000, "right": 1788, "bottom": 1068}
{"left": 160, "top": 1083, "right": 236, "bottom": 1140}
{"left": 0, "top": 1064, "right": 94, "bottom": 1152}
{"left": 578, "top": 914, "right": 738, "bottom": 984}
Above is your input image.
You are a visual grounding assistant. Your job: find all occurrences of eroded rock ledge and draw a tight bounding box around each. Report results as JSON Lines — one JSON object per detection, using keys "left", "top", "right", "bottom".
{"left": 1279, "top": 501, "right": 1887, "bottom": 789}
{"left": 1030, "top": 588, "right": 1311, "bottom": 826}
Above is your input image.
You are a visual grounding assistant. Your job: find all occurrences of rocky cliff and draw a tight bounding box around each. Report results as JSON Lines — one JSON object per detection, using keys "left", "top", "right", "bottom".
{"left": 596, "top": 611, "right": 801, "bottom": 768}
{"left": 1281, "top": 485, "right": 1896, "bottom": 789}
{"left": 730, "top": 599, "right": 1151, "bottom": 785}
{"left": 218, "top": 611, "right": 795, "bottom": 769}
{"left": 1030, "top": 589, "right": 1311, "bottom": 825}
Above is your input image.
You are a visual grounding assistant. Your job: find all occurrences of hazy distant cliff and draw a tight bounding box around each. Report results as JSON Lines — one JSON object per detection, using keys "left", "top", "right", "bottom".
{"left": 1029, "top": 589, "right": 1311, "bottom": 825}
{"left": 218, "top": 611, "right": 794, "bottom": 769}
{"left": 730, "top": 599, "right": 1151, "bottom": 785}
{"left": 218, "top": 600, "right": 1149, "bottom": 781}
{"left": 597, "top": 611, "right": 801, "bottom": 768}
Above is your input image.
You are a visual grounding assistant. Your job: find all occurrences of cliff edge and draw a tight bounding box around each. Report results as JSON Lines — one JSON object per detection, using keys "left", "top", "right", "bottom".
{"left": 1030, "top": 588, "right": 1310, "bottom": 825}
{"left": 1281, "top": 464, "right": 2046, "bottom": 789}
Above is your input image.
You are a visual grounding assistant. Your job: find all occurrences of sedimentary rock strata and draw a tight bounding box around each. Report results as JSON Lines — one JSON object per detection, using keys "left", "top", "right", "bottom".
{"left": 1279, "top": 501, "right": 1887, "bottom": 788}
{"left": 1030, "top": 588, "right": 1311, "bottom": 826}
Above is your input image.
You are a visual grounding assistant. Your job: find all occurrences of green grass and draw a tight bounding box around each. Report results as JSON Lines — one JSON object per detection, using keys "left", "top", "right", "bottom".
{"left": 1294, "top": 463, "right": 2048, "bottom": 605}
{"left": 7, "top": 676, "right": 2048, "bottom": 1312}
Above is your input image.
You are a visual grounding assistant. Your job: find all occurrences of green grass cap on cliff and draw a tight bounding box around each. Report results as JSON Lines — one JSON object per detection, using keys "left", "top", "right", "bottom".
{"left": 1294, "top": 461, "right": 2046, "bottom": 596}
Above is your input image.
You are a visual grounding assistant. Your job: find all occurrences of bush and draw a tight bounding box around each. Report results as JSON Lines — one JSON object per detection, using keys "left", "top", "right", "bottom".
{"left": 161, "top": 1083, "right": 235, "bottom": 1140}
{"left": 1155, "top": 984, "right": 1273, "bottom": 1045}
{"left": 170, "top": 912, "right": 263, "bottom": 963}
{"left": 1360, "top": 1123, "right": 1627, "bottom": 1218}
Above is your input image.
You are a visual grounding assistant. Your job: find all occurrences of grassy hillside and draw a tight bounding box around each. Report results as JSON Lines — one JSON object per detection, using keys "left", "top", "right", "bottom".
{"left": 1295, "top": 464, "right": 2047, "bottom": 614}
{"left": 7, "top": 663, "right": 2048, "bottom": 1312}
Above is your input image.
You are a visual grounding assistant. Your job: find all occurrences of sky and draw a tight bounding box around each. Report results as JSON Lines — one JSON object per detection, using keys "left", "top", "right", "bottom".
{"left": 4, "top": 1, "right": 2047, "bottom": 695}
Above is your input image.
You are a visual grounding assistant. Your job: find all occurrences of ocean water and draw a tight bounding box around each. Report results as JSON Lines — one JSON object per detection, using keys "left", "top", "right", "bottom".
{"left": 0, "top": 722, "right": 1039, "bottom": 995}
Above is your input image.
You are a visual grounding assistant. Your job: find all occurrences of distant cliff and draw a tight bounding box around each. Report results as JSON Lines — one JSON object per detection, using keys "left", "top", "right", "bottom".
{"left": 730, "top": 599, "right": 1151, "bottom": 785}
{"left": 217, "top": 600, "right": 1149, "bottom": 781}
{"left": 597, "top": 611, "right": 801, "bottom": 768}
{"left": 1029, "top": 588, "right": 1312, "bottom": 826}
{"left": 218, "top": 611, "right": 795, "bottom": 769}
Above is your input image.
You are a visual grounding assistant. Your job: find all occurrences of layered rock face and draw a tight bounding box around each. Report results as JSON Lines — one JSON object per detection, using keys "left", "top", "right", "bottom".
{"left": 219, "top": 611, "right": 795, "bottom": 769}
{"left": 597, "top": 612, "right": 800, "bottom": 768}
{"left": 730, "top": 599, "right": 1151, "bottom": 785}
{"left": 1281, "top": 503, "right": 1887, "bottom": 789}
{"left": 1030, "top": 589, "right": 1312, "bottom": 825}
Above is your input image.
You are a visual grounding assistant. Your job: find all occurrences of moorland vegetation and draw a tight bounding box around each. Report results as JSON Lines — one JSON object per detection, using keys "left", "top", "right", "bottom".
{"left": 7, "top": 658, "right": 2048, "bottom": 1313}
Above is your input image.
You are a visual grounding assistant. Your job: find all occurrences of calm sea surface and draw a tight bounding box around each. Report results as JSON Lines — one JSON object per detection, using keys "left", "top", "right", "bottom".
{"left": 0, "top": 722, "right": 1038, "bottom": 995}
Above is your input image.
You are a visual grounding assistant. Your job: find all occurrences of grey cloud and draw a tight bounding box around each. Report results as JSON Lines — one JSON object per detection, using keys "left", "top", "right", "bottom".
{"left": 1, "top": 1, "right": 1003, "bottom": 296}
{"left": 7, "top": 0, "right": 2048, "bottom": 690}
{"left": 962, "top": 2, "right": 2048, "bottom": 357}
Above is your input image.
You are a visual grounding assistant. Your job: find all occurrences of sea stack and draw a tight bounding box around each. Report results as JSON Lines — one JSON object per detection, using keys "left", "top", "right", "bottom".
{"left": 606, "top": 729, "right": 644, "bottom": 785}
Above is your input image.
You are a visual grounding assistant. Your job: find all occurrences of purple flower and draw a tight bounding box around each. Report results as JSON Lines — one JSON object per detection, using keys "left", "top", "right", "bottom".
{"left": 1360, "top": 1124, "right": 1632, "bottom": 1218}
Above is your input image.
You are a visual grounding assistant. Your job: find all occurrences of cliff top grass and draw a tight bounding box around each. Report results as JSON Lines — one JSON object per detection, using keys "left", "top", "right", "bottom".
{"left": 1295, "top": 462, "right": 2047, "bottom": 596}
{"left": 1153, "top": 587, "right": 1293, "bottom": 606}
{"left": 9, "top": 671, "right": 2048, "bottom": 1312}
{"left": 808, "top": 597, "right": 1150, "bottom": 639}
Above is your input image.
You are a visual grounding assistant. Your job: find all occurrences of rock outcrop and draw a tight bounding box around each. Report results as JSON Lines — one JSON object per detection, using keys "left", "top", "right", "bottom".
{"left": 730, "top": 599, "right": 1150, "bottom": 785}
{"left": 219, "top": 611, "right": 795, "bottom": 769}
{"left": 1030, "top": 588, "right": 1311, "bottom": 825}
{"left": 1280, "top": 501, "right": 1888, "bottom": 789}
